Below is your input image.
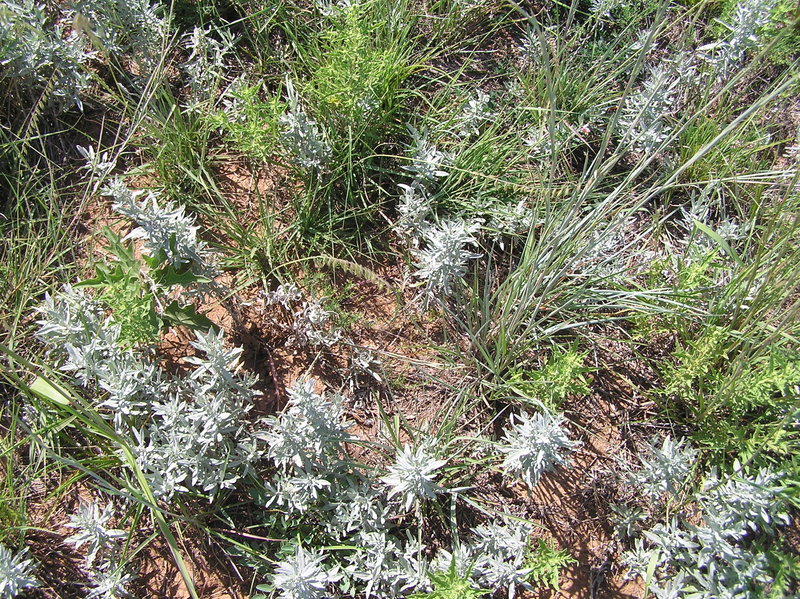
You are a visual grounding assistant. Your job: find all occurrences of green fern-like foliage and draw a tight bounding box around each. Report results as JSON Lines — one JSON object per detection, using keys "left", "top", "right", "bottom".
{"left": 206, "top": 81, "right": 283, "bottom": 163}
{"left": 409, "top": 558, "right": 489, "bottom": 599}
{"left": 509, "top": 343, "right": 593, "bottom": 409}
{"left": 730, "top": 348, "right": 800, "bottom": 416}
{"left": 308, "top": 3, "right": 408, "bottom": 128}
{"left": 77, "top": 230, "right": 162, "bottom": 347}
{"left": 525, "top": 539, "right": 576, "bottom": 592}
{"left": 663, "top": 328, "right": 800, "bottom": 418}
{"left": 662, "top": 325, "right": 731, "bottom": 401}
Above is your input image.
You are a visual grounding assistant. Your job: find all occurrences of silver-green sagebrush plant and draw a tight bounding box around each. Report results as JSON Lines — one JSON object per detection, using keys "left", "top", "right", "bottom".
{"left": 35, "top": 187, "right": 264, "bottom": 501}
{"left": 36, "top": 285, "right": 264, "bottom": 499}
{"left": 181, "top": 26, "right": 234, "bottom": 110}
{"left": 260, "top": 378, "right": 352, "bottom": 512}
{"left": 412, "top": 219, "right": 482, "bottom": 300}
{"left": 402, "top": 126, "right": 449, "bottom": 186}
{"left": 272, "top": 545, "right": 342, "bottom": 599}
{"left": 0, "top": 544, "right": 38, "bottom": 599}
{"left": 628, "top": 435, "right": 698, "bottom": 500}
{"left": 618, "top": 66, "right": 677, "bottom": 155}
{"left": 70, "top": 0, "right": 169, "bottom": 71}
{"left": 499, "top": 410, "right": 580, "bottom": 488}
{"left": 0, "top": 0, "right": 93, "bottom": 111}
{"left": 65, "top": 500, "right": 134, "bottom": 599}
{"left": 618, "top": 439, "right": 792, "bottom": 598}
{"left": 469, "top": 519, "right": 534, "bottom": 599}
{"left": 279, "top": 78, "right": 332, "bottom": 172}
{"left": 65, "top": 502, "right": 126, "bottom": 567}
{"left": 104, "top": 178, "right": 217, "bottom": 277}
{"left": 699, "top": 0, "right": 781, "bottom": 77}
{"left": 381, "top": 444, "right": 447, "bottom": 511}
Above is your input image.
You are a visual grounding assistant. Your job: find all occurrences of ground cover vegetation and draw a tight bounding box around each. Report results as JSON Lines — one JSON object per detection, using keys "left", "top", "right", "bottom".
{"left": 0, "top": 0, "right": 799, "bottom": 597}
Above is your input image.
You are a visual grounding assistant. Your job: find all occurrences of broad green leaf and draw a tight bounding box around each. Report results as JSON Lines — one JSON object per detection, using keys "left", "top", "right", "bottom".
{"left": 29, "top": 375, "right": 71, "bottom": 405}
{"left": 76, "top": 263, "right": 128, "bottom": 287}
{"left": 152, "top": 264, "right": 211, "bottom": 287}
{"left": 162, "top": 301, "right": 217, "bottom": 332}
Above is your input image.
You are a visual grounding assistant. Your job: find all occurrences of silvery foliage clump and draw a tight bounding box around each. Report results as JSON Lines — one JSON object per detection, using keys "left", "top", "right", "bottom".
{"left": 484, "top": 199, "right": 538, "bottom": 253}
{"left": 699, "top": 465, "right": 790, "bottom": 538}
{"left": 658, "top": 184, "right": 745, "bottom": 291}
{"left": 610, "top": 503, "right": 648, "bottom": 539}
{"left": 77, "top": 145, "right": 116, "bottom": 191}
{"left": 289, "top": 300, "right": 341, "bottom": 349}
{"left": 182, "top": 25, "right": 234, "bottom": 109}
{"left": 403, "top": 126, "right": 450, "bottom": 185}
{"left": 261, "top": 421, "right": 426, "bottom": 596}
{"left": 347, "top": 346, "right": 382, "bottom": 390}
{"left": 355, "top": 95, "right": 378, "bottom": 119}
{"left": 260, "top": 379, "right": 352, "bottom": 513}
{"left": 65, "top": 502, "right": 127, "bottom": 567}
{"left": 265, "top": 283, "right": 303, "bottom": 310}
{"left": 524, "top": 121, "right": 573, "bottom": 163}
{"left": 620, "top": 536, "right": 652, "bottom": 581}
{"left": 36, "top": 288, "right": 264, "bottom": 500}
{"left": 412, "top": 219, "right": 482, "bottom": 299}
{"left": 381, "top": 443, "right": 447, "bottom": 511}
{"left": 679, "top": 186, "right": 745, "bottom": 251}
{"left": 487, "top": 199, "right": 532, "bottom": 240}
{"left": 273, "top": 545, "right": 342, "bottom": 599}
{"left": 618, "top": 466, "right": 789, "bottom": 598}
{"left": 264, "top": 284, "right": 341, "bottom": 349}
{"left": 590, "top": 0, "right": 633, "bottom": 19}
{"left": 103, "top": 178, "right": 217, "bottom": 277}
{"left": 0, "top": 1, "right": 94, "bottom": 111}
{"left": 430, "top": 543, "right": 475, "bottom": 579}
{"left": 218, "top": 75, "right": 249, "bottom": 123}
{"left": 316, "top": 0, "right": 358, "bottom": 18}
{"left": 469, "top": 519, "right": 534, "bottom": 599}
{"left": 35, "top": 186, "right": 261, "bottom": 501}
{"left": 450, "top": 0, "right": 490, "bottom": 11}
{"left": 258, "top": 397, "right": 435, "bottom": 599}
{"left": 0, "top": 544, "right": 38, "bottom": 598}
{"left": 345, "top": 531, "right": 428, "bottom": 598}
{"left": 679, "top": 184, "right": 720, "bottom": 231}
{"left": 324, "top": 482, "right": 389, "bottom": 539}
{"left": 394, "top": 127, "right": 449, "bottom": 248}
{"left": 85, "top": 565, "right": 134, "bottom": 599}
{"left": 70, "top": 0, "right": 169, "bottom": 72}
{"left": 394, "top": 182, "right": 432, "bottom": 246}
{"left": 185, "top": 327, "right": 257, "bottom": 396}
{"left": 35, "top": 285, "right": 160, "bottom": 425}
{"left": 628, "top": 436, "right": 697, "bottom": 500}
{"left": 518, "top": 27, "right": 541, "bottom": 65}
{"left": 279, "top": 78, "right": 331, "bottom": 171}
{"left": 427, "top": 520, "right": 536, "bottom": 598}
{"left": 499, "top": 410, "right": 580, "bottom": 487}
{"left": 618, "top": 66, "right": 678, "bottom": 155}
{"left": 65, "top": 501, "right": 134, "bottom": 599}
{"left": 664, "top": 51, "right": 703, "bottom": 105}
{"left": 133, "top": 328, "right": 262, "bottom": 499}
{"left": 626, "top": 517, "right": 774, "bottom": 599}
{"left": 254, "top": 380, "right": 543, "bottom": 599}
{"left": 456, "top": 90, "right": 493, "bottom": 139}
{"left": 698, "top": 0, "right": 779, "bottom": 78}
